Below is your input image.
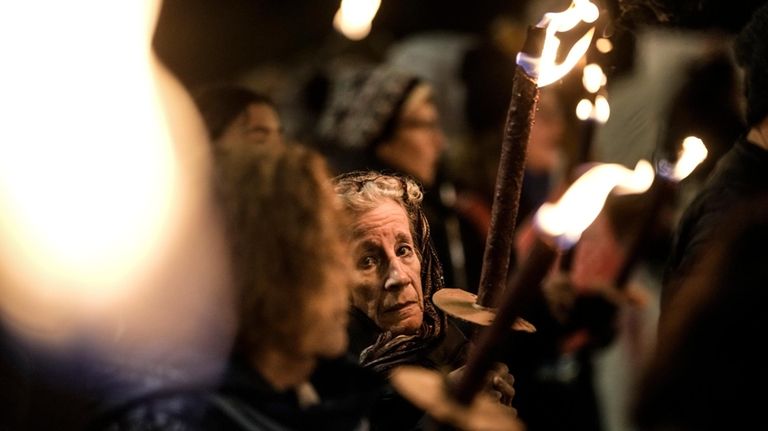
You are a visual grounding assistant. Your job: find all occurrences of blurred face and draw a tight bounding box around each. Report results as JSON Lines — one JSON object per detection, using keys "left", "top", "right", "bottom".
{"left": 376, "top": 95, "right": 445, "bottom": 186}
{"left": 350, "top": 200, "right": 424, "bottom": 335}
{"left": 216, "top": 102, "right": 283, "bottom": 150}
{"left": 295, "top": 277, "right": 350, "bottom": 358}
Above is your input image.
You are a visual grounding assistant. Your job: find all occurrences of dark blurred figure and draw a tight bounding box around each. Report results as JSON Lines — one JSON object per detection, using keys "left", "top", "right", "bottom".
{"left": 96, "top": 145, "right": 381, "bottom": 430}
{"left": 662, "top": 1, "right": 768, "bottom": 317}
{"left": 633, "top": 197, "right": 768, "bottom": 431}
{"left": 508, "top": 189, "right": 660, "bottom": 431}
{"left": 206, "top": 145, "right": 379, "bottom": 430}
{"left": 194, "top": 84, "right": 284, "bottom": 151}
{"left": 316, "top": 65, "right": 484, "bottom": 292}
{"left": 661, "top": 48, "right": 744, "bottom": 185}
{"left": 0, "top": 330, "right": 98, "bottom": 430}
{"left": 0, "top": 323, "right": 34, "bottom": 430}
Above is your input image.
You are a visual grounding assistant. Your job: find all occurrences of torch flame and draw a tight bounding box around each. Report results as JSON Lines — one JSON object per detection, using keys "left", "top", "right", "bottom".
{"left": 333, "top": 0, "right": 381, "bottom": 41}
{"left": 531, "top": 0, "right": 600, "bottom": 87}
{"left": 673, "top": 137, "right": 708, "bottom": 181}
{"left": 657, "top": 136, "right": 709, "bottom": 182}
{"left": 535, "top": 160, "right": 654, "bottom": 249}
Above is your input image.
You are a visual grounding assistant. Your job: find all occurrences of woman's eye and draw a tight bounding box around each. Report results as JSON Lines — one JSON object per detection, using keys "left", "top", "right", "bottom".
{"left": 396, "top": 245, "right": 413, "bottom": 257}
{"left": 358, "top": 256, "right": 377, "bottom": 269}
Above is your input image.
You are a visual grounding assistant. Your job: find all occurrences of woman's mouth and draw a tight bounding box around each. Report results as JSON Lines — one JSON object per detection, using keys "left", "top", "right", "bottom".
{"left": 384, "top": 301, "right": 419, "bottom": 314}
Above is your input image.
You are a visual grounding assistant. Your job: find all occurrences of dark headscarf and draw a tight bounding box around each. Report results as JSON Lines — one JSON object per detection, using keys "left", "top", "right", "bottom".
{"left": 333, "top": 172, "right": 447, "bottom": 374}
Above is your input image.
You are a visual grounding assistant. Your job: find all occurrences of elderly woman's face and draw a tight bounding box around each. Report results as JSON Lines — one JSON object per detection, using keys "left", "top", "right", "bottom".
{"left": 350, "top": 199, "right": 424, "bottom": 335}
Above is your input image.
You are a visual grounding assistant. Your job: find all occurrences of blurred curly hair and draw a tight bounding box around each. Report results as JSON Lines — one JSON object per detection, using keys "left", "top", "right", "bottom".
{"left": 215, "top": 144, "right": 351, "bottom": 355}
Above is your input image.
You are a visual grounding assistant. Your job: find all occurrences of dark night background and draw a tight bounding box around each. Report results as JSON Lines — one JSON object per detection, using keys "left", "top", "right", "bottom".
{"left": 152, "top": 0, "right": 767, "bottom": 90}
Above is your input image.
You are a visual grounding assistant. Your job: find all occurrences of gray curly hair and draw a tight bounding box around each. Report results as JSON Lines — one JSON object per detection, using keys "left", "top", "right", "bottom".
{"left": 334, "top": 172, "right": 423, "bottom": 241}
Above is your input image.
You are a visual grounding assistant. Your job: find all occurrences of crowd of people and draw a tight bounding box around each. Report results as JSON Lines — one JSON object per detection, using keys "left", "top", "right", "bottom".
{"left": 3, "top": 1, "right": 768, "bottom": 430}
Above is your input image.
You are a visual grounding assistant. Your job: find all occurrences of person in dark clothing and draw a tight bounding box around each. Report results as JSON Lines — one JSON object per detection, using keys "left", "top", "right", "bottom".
{"left": 96, "top": 356, "right": 380, "bottom": 431}
{"left": 97, "top": 144, "right": 381, "bottom": 430}
{"left": 662, "top": 1, "right": 768, "bottom": 319}
{"left": 634, "top": 197, "right": 768, "bottom": 431}
{"left": 334, "top": 171, "right": 517, "bottom": 430}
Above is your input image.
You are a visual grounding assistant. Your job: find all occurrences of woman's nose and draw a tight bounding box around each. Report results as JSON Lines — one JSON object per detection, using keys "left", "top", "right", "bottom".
{"left": 383, "top": 261, "right": 409, "bottom": 291}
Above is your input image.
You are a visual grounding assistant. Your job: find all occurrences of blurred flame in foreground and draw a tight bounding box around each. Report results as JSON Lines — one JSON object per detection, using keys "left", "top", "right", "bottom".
{"left": 0, "top": 2, "right": 175, "bottom": 293}
{"left": 535, "top": 160, "right": 655, "bottom": 248}
{"left": 0, "top": 0, "right": 232, "bottom": 374}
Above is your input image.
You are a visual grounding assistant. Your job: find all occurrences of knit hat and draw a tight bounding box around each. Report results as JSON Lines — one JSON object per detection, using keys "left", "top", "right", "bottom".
{"left": 317, "top": 65, "right": 421, "bottom": 150}
{"left": 734, "top": 1, "right": 768, "bottom": 127}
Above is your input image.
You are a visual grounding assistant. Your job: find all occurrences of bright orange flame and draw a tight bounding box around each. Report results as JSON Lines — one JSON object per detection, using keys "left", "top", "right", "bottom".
{"left": 333, "top": 0, "right": 381, "bottom": 41}
{"left": 535, "top": 0, "right": 599, "bottom": 87}
{"left": 535, "top": 160, "right": 654, "bottom": 248}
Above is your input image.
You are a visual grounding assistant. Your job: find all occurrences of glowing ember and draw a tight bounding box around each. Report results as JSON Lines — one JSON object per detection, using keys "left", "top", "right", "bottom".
{"left": 596, "top": 38, "right": 613, "bottom": 53}
{"left": 333, "top": 0, "right": 381, "bottom": 41}
{"left": 535, "top": 160, "right": 654, "bottom": 248}
{"left": 519, "top": 0, "right": 600, "bottom": 87}
{"left": 575, "top": 95, "right": 610, "bottom": 123}
{"left": 582, "top": 63, "right": 606, "bottom": 94}
{"left": 576, "top": 99, "right": 594, "bottom": 121}
{"left": 594, "top": 95, "right": 610, "bottom": 123}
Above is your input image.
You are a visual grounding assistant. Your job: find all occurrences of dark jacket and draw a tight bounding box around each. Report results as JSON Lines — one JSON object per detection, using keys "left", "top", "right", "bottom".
{"left": 663, "top": 136, "right": 768, "bottom": 314}
{"left": 94, "top": 355, "right": 381, "bottom": 431}
{"left": 347, "top": 308, "right": 468, "bottom": 431}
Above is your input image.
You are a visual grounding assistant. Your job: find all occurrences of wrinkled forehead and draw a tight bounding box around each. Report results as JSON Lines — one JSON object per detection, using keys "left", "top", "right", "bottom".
{"left": 350, "top": 198, "right": 414, "bottom": 239}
